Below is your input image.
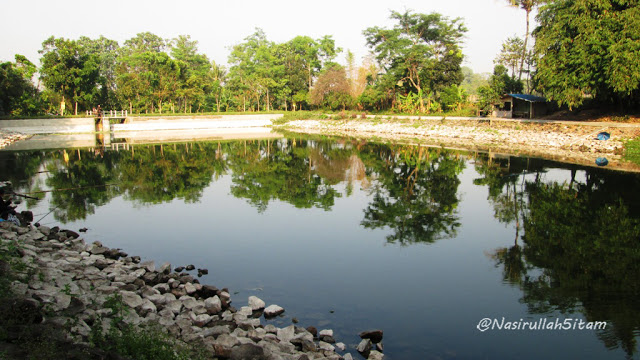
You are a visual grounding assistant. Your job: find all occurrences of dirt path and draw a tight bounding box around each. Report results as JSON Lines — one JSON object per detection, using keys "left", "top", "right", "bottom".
{"left": 278, "top": 118, "right": 640, "bottom": 172}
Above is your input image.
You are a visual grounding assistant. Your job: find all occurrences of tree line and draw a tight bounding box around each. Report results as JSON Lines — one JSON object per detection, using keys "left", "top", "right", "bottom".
{"left": 0, "top": 10, "right": 469, "bottom": 117}
{"left": 1, "top": 2, "right": 638, "bottom": 117}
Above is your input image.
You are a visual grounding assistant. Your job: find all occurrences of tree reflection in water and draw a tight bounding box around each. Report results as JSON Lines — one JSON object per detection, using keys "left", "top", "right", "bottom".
{"left": 477, "top": 155, "right": 640, "bottom": 357}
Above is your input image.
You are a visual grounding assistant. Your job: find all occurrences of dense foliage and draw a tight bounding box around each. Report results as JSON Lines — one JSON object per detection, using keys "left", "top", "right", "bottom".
{"left": 534, "top": 0, "right": 640, "bottom": 109}
{"left": 363, "top": 10, "right": 467, "bottom": 113}
{"left": 1, "top": 3, "right": 638, "bottom": 116}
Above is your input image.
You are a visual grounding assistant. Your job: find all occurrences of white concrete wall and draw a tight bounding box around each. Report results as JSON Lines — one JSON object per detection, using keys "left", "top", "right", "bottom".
{"left": 0, "top": 118, "right": 96, "bottom": 134}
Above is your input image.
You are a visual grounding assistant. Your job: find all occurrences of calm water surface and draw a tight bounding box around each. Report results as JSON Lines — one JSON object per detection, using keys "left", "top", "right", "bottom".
{"left": 1, "top": 135, "right": 639, "bottom": 359}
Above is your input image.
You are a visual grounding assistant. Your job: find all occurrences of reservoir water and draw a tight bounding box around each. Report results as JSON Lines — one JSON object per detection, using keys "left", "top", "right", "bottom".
{"left": 1, "top": 134, "right": 639, "bottom": 359}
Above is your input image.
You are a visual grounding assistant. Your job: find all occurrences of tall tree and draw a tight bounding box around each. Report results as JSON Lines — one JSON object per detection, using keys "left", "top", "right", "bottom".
{"left": 171, "top": 35, "right": 211, "bottom": 112}
{"left": 39, "top": 36, "right": 100, "bottom": 115}
{"left": 506, "top": 0, "right": 541, "bottom": 81}
{"left": 534, "top": 0, "right": 640, "bottom": 109}
{"left": 364, "top": 10, "right": 467, "bottom": 112}
{"left": 78, "top": 36, "right": 120, "bottom": 108}
{"left": 495, "top": 36, "right": 525, "bottom": 78}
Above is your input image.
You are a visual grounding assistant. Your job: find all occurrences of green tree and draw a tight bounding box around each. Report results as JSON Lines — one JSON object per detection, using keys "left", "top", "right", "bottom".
{"left": 78, "top": 36, "right": 120, "bottom": 109}
{"left": 439, "top": 84, "right": 467, "bottom": 111}
{"left": 0, "top": 55, "right": 42, "bottom": 116}
{"left": 495, "top": 36, "right": 525, "bottom": 78}
{"left": 364, "top": 10, "right": 467, "bottom": 112}
{"left": 39, "top": 36, "right": 100, "bottom": 115}
{"left": 477, "top": 65, "right": 524, "bottom": 114}
{"left": 533, "top": 0, "right": 640, "bottom": 109}
{"left": 171, "top": 35, "right": 211, "bottom": 113}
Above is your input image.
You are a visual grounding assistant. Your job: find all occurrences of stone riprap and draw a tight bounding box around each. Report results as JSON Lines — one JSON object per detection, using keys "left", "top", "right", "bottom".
{"left": 0, "top": 221, "right": 384, "bottom": 360}
{"left": 0, "top": 130, "right": 29, "bottom": 149}
{"left": 279, "top": 118, "right": 640, "bottom": 170}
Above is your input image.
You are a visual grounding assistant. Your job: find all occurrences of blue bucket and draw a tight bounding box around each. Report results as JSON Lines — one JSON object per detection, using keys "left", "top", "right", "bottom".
{"left": 595, "top": 157, "right": 609, "bottom": 166}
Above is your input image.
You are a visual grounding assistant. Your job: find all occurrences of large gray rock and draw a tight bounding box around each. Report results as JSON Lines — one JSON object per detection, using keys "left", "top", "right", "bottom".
{"left": 357, "top": 338, "right": 373, "bottom": 356}
{"left": 165, "top": 300, "right": 183, "bottom": 314}
{"left": 120, "top": 291, "right": 144, "bottom": 309}
{"left": 264, "top": 304, "right": 285, "bottom": 318}
{"left": 201, "top": 325, "right": 231, "bottom": 337}
{"left": 184, "top": 282, "right": 197, "bottom": 295}
{"left": 277, "top": 325, "right": 296, "bottom": 343}
{"left": 318, "top": 341, "right": 335, "bottom": 352}
{"left": 248, "top": 295, "right": 265, "bottom": 311}
{"left": 239, "top": 306, "right": 253, "bottom": 316}
{"left": 359, "top": 329, "right": 384, "bottom": 343}
{"left": 230, "top": 343, "right": 266, "bottom": 360}
{"left": 158, "top": 261, "right": 171, "bottom": 274}
{"left": 204, "top": 295, "right": 222, "bottom": 314}
{"left": 368, "top": 350, "right": 385, "bottom": 360}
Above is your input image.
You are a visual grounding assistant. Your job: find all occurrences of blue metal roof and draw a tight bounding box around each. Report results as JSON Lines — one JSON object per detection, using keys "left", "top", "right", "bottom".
{"left": 507, "top": 94, "right": 547, "bottom": 102}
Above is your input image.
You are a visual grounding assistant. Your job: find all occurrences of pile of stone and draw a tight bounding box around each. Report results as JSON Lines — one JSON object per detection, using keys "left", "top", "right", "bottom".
{"left": 0, "top": 221, "right": 385, "bottom": 360}
{"left": 0, "top": 130, "right": 29, "bottom": 149}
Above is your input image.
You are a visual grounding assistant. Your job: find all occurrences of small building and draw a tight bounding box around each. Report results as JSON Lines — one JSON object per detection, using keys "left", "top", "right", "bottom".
{"left": 493, "top": 94, "right": 548, "bottom": 119}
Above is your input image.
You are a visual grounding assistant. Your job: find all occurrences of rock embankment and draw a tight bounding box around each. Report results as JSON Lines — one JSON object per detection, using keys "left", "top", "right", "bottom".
{"left": 0, "top": 221, "right": 384, "bottom": 360}
{"left": 0, "top": 130, "right": 29, "bottom": 149}
{"left": 280, "top": 118, "right": 640, "bottom": 170}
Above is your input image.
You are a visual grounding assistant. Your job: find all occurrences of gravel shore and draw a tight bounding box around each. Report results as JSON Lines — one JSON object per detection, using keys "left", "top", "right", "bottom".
{"left": 0, "top": 130, "right": 29, "bottom": 149}
{"left": 1, "top": 221, "right": 381, "bottom": 359}
{"left": 279, "top": 118, "right": 640, "bottom": 171}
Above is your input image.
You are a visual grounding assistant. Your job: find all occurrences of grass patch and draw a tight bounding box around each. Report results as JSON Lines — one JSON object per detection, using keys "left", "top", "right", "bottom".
{"left": 272, "top": 111, "right": 327, "bottom": 125}
{"left": 623, "top": 137, "right": 640, "bottom": 165}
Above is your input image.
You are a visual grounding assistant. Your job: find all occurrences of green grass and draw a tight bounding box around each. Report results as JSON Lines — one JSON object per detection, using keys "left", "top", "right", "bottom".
{"left": 271, "top": 111, "right": 327, "bottom": 125}
{"left": 623, "top": 137, "right": 640, "bottom": 165}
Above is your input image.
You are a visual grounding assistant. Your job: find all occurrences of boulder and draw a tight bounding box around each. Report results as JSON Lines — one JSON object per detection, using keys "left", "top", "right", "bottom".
{"left": 357, "top": 339, "right": 372, "bottom": 357}
{"left": 120, "top": 291, "right": 143, "bottom": 309}
{"left": 248, "top": 295, "right": 266, "bottom": 311}
{"left": 359, "top": 329, "right": 383, "bottom": 344}
{"left": 204, "top": 295, "right": 222, "bottom": 314}
{"left": 230, "top": 343, "right": 266, "bottom": 360}
{"left": 277, "top": 325, "right": 296, "bottom": 343}
{"left": 263, "top": 304, "right": 285, "bottom": 318}
{"left": 318, "top": 341, "right": 335, "bottom": 352}
{"left": 368, "top": 350, "right": 385, "bottom": 360}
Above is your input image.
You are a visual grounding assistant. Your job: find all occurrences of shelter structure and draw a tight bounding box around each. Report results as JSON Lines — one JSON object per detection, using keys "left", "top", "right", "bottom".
{"left": 493, "top": 94, "right": 548, "bottom": 119}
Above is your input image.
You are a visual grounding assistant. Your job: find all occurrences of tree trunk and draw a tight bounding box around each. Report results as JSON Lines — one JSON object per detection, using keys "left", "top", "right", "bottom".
{"left": 129, "top": 100, "right": 132, "bottom": 115}
{"left": 75, "top": 101, "right": 78, "bottom": 116}
{"left": 518, "top": 9, "right": 530, "bottom": 82}
{"left": 266, "top": 88, "right": 270, "bottom": 111}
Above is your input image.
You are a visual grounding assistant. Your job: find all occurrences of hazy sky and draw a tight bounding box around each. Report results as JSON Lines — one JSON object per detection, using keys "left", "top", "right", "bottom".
{"left": 0, "top": 0, "right": 535, "bottom": 74}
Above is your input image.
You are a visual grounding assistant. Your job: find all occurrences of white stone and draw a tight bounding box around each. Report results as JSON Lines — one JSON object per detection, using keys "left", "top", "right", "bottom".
{"left": 248, "top": 295, "right": 265, "bottom": 311}
{"left": 319, "top": 329, "right": 334, "bottom": 337}
{"left": 204, "top": 296, "right": 222, "bottom": 314}
{"left": 120, "top": 291, "right": 143, "bottom": 309}
{"left": 184, "top": 283, "right": 197, "bottom": 294}
{"left": 277, "top": 325, "right": 296, "bottom": 343}
{"left": 264, "top": 304, "right": 285, "bottom": 317}
{"left": 239, "top": 306, "right": 253, "bottom": 316}
{"left": 318, "top": 341, "right": 335, "bottom": 352}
